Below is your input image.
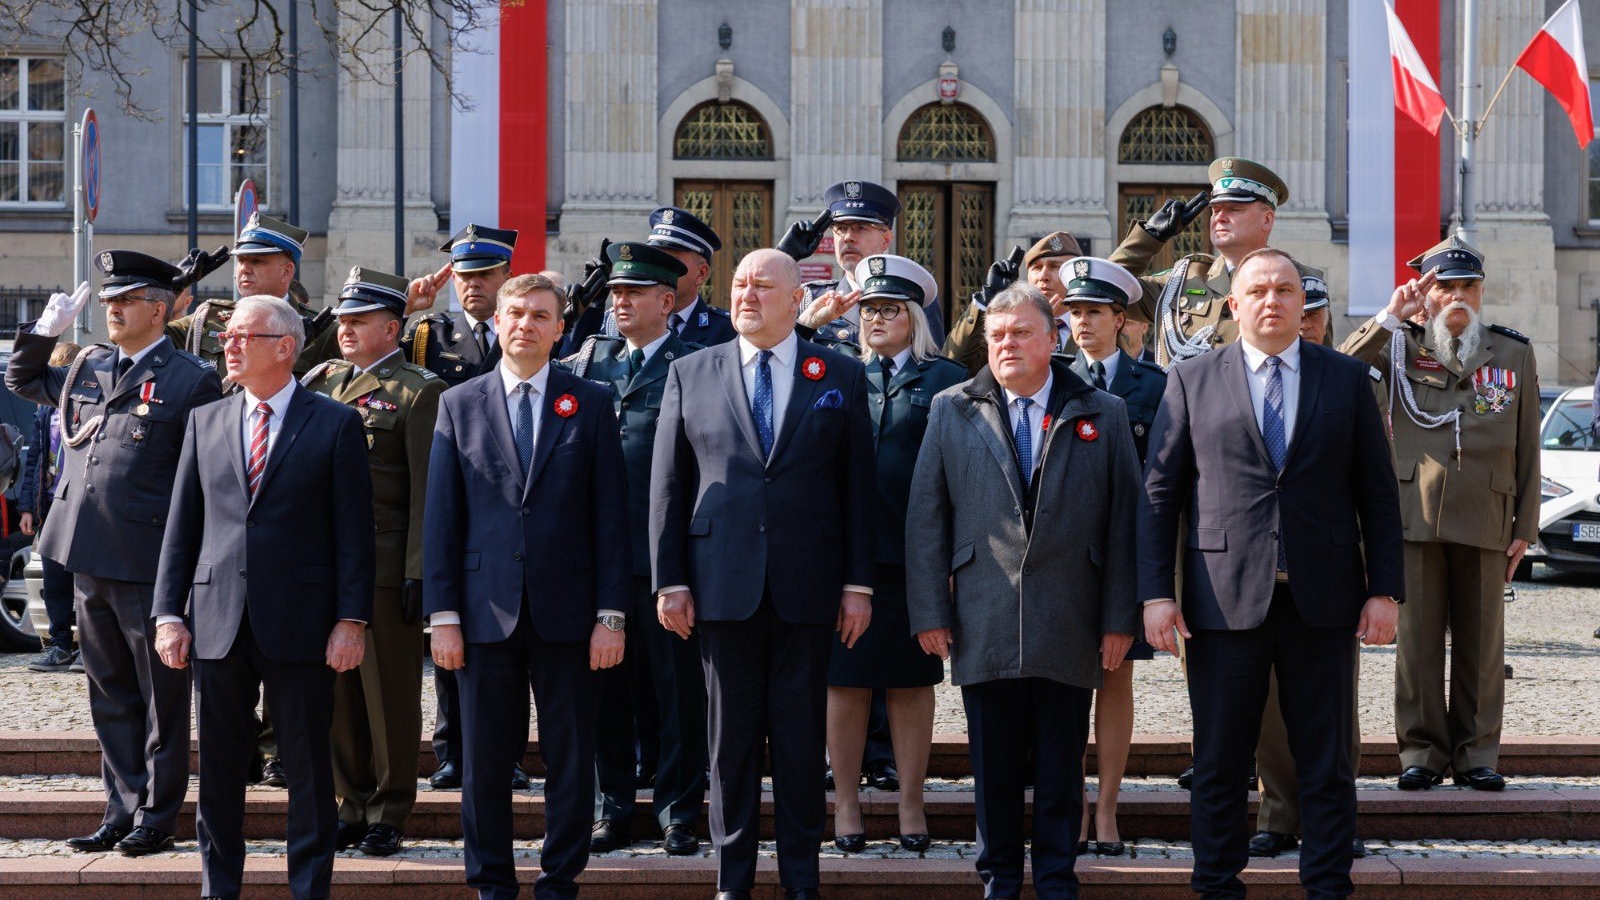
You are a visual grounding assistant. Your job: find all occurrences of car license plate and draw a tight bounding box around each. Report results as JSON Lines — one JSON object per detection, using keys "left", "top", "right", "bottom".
{"left": 1572, "top": 522, "right": 1600, "bottom": 542}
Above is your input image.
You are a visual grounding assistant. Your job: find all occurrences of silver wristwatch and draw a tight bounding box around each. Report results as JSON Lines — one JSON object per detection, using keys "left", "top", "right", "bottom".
{"left": 597, "top": 613, "right": 626, "bottom": 633}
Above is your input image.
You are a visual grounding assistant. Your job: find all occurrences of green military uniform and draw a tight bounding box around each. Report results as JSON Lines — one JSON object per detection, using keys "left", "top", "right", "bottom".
{"left": 943, "top": 231, "right": 1084, "bottom": 375}
{"left": 1338, "top": 237, "right": 1540, "bottom": 783}
{"left": 306, "top": 267, "right": 446, "bottom": 839}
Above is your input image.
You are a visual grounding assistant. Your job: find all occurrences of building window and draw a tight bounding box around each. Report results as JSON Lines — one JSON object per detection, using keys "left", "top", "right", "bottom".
{"left": 1117, "top": 106, "right": 1214, "bottom": 164}
{"left": 1589, "top": 77, "right": 1600, "bottom": 223}
{"left": 183, "top": 59, "right": 269, "bottom": 208}
{"left": 0, "top": 57, "right": 68, "bottom": 206}
{"left": 674, "top": 101, "right": 772, "bottom": 160}
{"left": 897, "top": 103, "right": 995, "bottom": 162}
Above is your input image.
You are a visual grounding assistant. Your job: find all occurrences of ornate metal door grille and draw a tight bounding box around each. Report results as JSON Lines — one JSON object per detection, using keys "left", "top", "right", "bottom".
{"left": 1119, "top": 185, "right": 1213, "bottom": 273}
{"left": 897, "top": 182, "right": 993, "bottom": 328}
{"left": 674, "top": 102, "right": 772, "bottom": 160}
{"left": 1116, "top": 106, "right": 1213, "bottom": 164}
{"left": 674, "top": 180, "right": 773, "bottom": 306}
{"left": 897, "top": 103, "right": 995, "bottom": 162}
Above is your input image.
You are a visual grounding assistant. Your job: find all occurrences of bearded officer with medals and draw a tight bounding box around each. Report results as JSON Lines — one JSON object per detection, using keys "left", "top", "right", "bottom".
{"left": 6, "top": 251, "right": 224, "bottom": 856}
{"left": 1339, "top": 237, "right": 1539, "bottom": 793}
{"left": 402, "top": 224, "right": 514, "bottom": 387}
{"left": 302, "top": 267, "right": 446, "bottom": 857}
{"left": 563, "top": 241, "right": 711, "bottom": 857}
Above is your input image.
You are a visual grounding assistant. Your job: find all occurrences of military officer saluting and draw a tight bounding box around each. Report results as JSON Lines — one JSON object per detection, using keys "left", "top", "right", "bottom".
{"left": 944, "top": 231, "right": 1088, "bottom": 374}
{"left": 403, "top": 224, "right": 515, "bottom": 387}
{"left": 303, "top": 267, "right": 445, "bottom": 857}
{"left": 644, "top": 206, "right": 736, "bottom": 347}
{"left": 778, "top": 179, "right": 946, "bottom": 350}
{"left": 1110, "top": 158, "right": 1326, "bottom": 368}
{"left": 565, "top": 241, "right": 710, "bottom": 857}
{"left": 1340, "top": 237, "right": 1539, "bottom": 793}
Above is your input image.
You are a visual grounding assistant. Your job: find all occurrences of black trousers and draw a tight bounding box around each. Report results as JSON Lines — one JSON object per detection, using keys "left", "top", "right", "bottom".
{"left": 41, "top": 555, "right": 74, "bottom": 650}
{"left": 700, "top": 597, "right": 832, "bottom": 892}
{"left": 961, "top": 677, "right": 1093, "bottom": 900}
{"left": 194, "top": 618, "right": 336, "bottom": 900}
{"left": 596, "top": 575, "right": 706, "bottom": 830}
{"left": 75, "top": 574, "right": 190, "bottom": 835}
{"left": 434, "top": 663, "right": 531, "bottom": 769}
{"left": 458, "top": 611, "right": 598, "bottom": 900}
{"left": 1187, "top": 585, "right": 1358, "bottom": 900}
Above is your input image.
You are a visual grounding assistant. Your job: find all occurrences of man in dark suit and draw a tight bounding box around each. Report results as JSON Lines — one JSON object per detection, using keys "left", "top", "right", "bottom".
{"left": 1139, "top": 248, "right": 1404, "bottom": 900}
{"left": 152, "top": 295, "right": 375, "bottom": 900}
{"left": 651, "top": 248, "right": 875, "bottom": 900}
{"left": 564, "top": 242, "right": 708, "bottom": 856}
{"left": 6, "top": 252, "right": 224, "bottom": 857}
{"left": 424, "top": 273, "right": 630, "bottom": 900}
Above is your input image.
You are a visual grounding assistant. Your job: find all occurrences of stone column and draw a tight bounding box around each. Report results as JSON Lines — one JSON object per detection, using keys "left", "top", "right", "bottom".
{"left": 787, "top": 0, "right": 884, "bottom": 215}
{"left": 1009, "top": 0, "right": 1108, "bottom": 245}
{"left": 1234, "top": 0, "right": 1329, "bottom": 248}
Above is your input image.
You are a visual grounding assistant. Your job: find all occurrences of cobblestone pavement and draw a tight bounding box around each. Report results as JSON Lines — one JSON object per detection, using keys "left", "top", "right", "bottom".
{"left": 2, "top": 566, "right": 1597, "bottom": 737}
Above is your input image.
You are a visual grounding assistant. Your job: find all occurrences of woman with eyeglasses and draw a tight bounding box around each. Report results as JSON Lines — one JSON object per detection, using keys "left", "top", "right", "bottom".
{"left": 826, "top": 254, "right": 967, "bottom": 854}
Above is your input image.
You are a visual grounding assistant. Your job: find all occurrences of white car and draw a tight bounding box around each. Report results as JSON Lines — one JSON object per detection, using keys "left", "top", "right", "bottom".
{"left": 1526, "top": 384, "right": 1600, "bottom": 575}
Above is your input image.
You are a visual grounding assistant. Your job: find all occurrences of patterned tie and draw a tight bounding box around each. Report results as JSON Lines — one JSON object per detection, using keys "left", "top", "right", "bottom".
{"left": 514, "top": 383, "right": 535, "bottom": 476}
{"left": 670, "top": 313, "right": 686, "bottom": 335}
{"left": 1014, "top": 397, "right": 1035, "bottom": 486}
{"left": 473, "top": 321, "right": 491, "bottom": 358}
{"left": 1089, "top": 359, "right": 1107, "bottom": 391}
{"left": 752, "top": 350, "right": 775, "bottom": 459}
{"left": 628, "top": 348, "right": 645, "bottom": 378}
{"left": 247, "top": 402, "right": 271, "bottom": 498}
{"left": 1263, "top": 356, "right": 1288, "bottom": 570}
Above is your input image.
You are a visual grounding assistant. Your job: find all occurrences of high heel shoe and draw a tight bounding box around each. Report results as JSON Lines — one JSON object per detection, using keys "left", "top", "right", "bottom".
{"left": 1093, "top": 840, "right": 1126, "bottom": 857}
{"left": 898, "top": 833, "right": 930, "bottom": 852}
{"left": 1075, "top": 840, "right": 1089, "bottom": 855}
{"left": 833, "top": 833, "right": 867, "bottom": 853}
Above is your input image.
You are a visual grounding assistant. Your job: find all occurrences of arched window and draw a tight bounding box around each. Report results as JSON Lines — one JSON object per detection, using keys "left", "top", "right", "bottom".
{"left": 1117, "top": 106, "right": 1214, "bottom": 164}
{"left": 673, "top": 101, "right": 772, "bottom": 160}
{"left": 897, "top": 103, "right": 995, "bottom": 162}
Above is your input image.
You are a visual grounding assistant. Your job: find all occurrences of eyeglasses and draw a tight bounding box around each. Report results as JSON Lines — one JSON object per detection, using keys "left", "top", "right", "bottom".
{"left": 858, "top": 304, "right": 902, "bottom": 321}
{"left": 219, "top": 332, "right": 286, "bottom": 349}
{"left": 830, "top": 222, "right": 887, "bottom": 237}
{"left": 98, "top": 294, "right": 159, "bottom": 307}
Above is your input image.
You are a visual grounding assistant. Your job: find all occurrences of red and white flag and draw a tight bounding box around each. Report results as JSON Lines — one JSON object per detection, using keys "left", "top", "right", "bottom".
{"left": 1385, "top": 1, "right": 1448, "bottom": 135}
{"left": 1514, "top": 0, "right": 1593, "bottom": 147}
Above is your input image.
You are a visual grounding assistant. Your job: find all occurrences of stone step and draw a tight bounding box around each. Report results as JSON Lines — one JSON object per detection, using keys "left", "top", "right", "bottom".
{"left": 6, "top": 783, "right": 1600, "bottom": 842}
{"left": 1, "top": 843, "right": 1598, "bottom": 900}
{"left": 3, "top": 730, "right": 1597, "bottom": 778}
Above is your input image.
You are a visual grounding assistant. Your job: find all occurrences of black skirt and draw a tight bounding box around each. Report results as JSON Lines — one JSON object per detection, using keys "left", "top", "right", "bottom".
{"left": 828, "top": 564, "right": 946, "bottom": 689}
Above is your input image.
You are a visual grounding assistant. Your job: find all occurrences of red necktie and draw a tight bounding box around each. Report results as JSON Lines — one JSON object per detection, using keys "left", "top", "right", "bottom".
{"left": 247, "top": 402, "right": 271, "bottom": 497}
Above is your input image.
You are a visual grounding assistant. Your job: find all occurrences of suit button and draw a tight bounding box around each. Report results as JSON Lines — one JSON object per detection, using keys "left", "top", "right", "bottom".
{"left": 621, "top": 402, "right": 630, "bottom": 410}
{"left": 90, "top": 457, "right": 98, "bottom": 465}
{"left": 247, "top": 521, "right": 255, "bottom": 528}
{"left": 522, "top": 507, "right": 530, "bottom": 515}
{"left": 513, "top": 552, "right": 524, "bottom": 561}
{"left": 1022, "top": 564, "right": 1034, "bottom": 576}
{"left": 86, "top": 484, "right": 95, "bottom": 494}
{"left": 1274, "top": 484, "right": 1282, "bottom": 492}
{"left": 1013, "top": 506, "right": 1021, "bottom": 516}
{"left": 1269, "top": 531, "right": 1279, "bottom": 541}
{"left": 759, "top": 525, "right": 766, "bottom": 533}
{"left": 239, "top": 570, "right": 246, "bottom": 577}
{"left": 763, "top": 477, "right": 772, "bottom": 484}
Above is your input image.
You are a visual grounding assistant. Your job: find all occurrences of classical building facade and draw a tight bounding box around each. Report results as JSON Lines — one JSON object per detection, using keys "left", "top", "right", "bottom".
{"left": 4, "top": 0, "right": 1599, "bottom": 382}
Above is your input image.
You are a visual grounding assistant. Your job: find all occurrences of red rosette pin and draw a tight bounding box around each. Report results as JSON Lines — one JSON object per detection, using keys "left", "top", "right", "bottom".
{"left": 802, "top": 357, "right": 826, "bottom": 380}
{"left": 1075, "top": 419, "right": 1099, "bottom": 442}
{"left": 1041, "top": 414, "right": 1052, "bottom": 434}
{"left": 554, "top": 394, "right": 579, "bottom": 418}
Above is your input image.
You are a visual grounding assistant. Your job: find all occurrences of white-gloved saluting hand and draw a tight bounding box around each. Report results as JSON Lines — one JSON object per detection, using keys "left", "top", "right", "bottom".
{"left": 35, "top": 282, "right": 92, "bottom": 338}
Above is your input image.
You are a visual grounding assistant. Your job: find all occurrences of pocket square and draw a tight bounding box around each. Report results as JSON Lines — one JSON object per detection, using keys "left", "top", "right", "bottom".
{"left": 814, "top": 389, "right": 844, "bottom": 410}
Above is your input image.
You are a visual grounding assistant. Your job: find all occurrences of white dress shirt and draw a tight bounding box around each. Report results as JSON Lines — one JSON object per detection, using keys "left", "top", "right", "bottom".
{"left": 351, "top": 348, "right": 403, "bottom": 377}
{"left": 1003, "top": 372, "right": 1055, "bottom": 478}
{"left": 1080, "top": 348, "right": 1120, "bottom": 386}
{"left": 739, "top": 332, "right": 798, "bottom": 439}
{"left": 463, "top": 311, "right": 496, "bottom": 348}
{"left": 671, "top": 298, "right": 702, "bottom": 333}
{"left": 113, "top": 339, "right": 162, "bottom": 378}
{"left": 626, "top": 330, "right": 671, "bottom": 363}
{"left": 238, "top": 378, "right": 298, "bottom": 464}
{"left": 1238, "top": 337, "right": 1301, "bottom": 447}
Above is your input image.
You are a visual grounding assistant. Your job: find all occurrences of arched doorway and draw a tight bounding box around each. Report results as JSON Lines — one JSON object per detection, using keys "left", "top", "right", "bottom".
{"left": 1116, "top": 105, "right": 1214, "bottom": 271}
{"left": 672, "top": 100, "right": 774, "bottom": 306}
{"left": 895, "top": 102, "right": 995, "bottom": 327}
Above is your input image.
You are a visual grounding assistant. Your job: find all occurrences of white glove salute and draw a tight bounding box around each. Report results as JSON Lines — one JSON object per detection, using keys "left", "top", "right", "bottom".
{"left": 35, "top": 282, "right": 92, "bottom": 338}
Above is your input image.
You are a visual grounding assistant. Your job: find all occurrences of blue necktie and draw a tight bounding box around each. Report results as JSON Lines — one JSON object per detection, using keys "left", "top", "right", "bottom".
{"left": 752, "top": 350, "right": 775, "bottom": 458}
{"left": 514, "top": 383, "right": 535, "bottom": 476}
{"left": 1014, "top": 397, "right": 1035, "bottom": 486}
{"left": 1263, "top": 356, "right": 1287, "bottom": 569}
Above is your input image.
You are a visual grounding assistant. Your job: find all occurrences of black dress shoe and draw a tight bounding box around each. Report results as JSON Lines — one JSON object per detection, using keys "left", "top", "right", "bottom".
{"left": 1247, "top": 830, "right": 1299, "bottom": 858}
{"left": 863, "top": 761, "right": 899, "bottom": 791}
{"left": 1176, "top": 765, "right": 1194, "bottom": 790}
{"left": 66, "top": 823, "right": 130, "bottom": 852}
{"left": 335, "top": 820, "right": 366, "bottom": 851}
{"left": 1075, "top": 840, "right": 1089, "bottom": 855}
{"left": 358, "top": 823, "right": 404, "bottom": 856}
{"left": 589, "top": 819, "right": 633, "bottom": 852}
{"left": 1351, "top": 839, "right": 1368, "bottom": 859}
{"left": 663, "top": 824, "right": 699, "bottom": 856}
{"left": 428, "top": 760, "right": 461, "bottom": 789}
{"left": 1397, "top": 765, "right": 1443, "bottom": 790}
{"left": 823, "top": 766, "right": 835, "bottom": 790}
{"left": 832, "top": 832, "right": 866, "bottom": 853}
{"left": 785, "top": 889, "right": 820, "bottom": 900}
{"left": 1093, "top": 840, "right": 1126, "bottom": 857}
{"left": 1452, "top": 767, "right": 1506, "bottom": 791}
{"left": 115, "top": 825, "right": 175, "bottom": 856}
{"left": 899, "top": 833, "right": 930, "bottom": 852}
{"left": 511, "top": 764, "right": 532, "bottom": 790}
{"left": 260, "top": 756, "right": 287, "bottom": 788}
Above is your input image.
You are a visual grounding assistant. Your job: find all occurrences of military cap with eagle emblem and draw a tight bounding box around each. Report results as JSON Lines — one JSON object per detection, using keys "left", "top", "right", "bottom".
{"left": 333, "top": 266, "right": 411, "bottom": 318}
{"left": 233, "top": 212, "right": 309, "bottom": 265}
{"left": 1208, "top": 157, "right": 1289, "bottom": 208}
{"left": 822, "top": 179, "right": 901, "bottom": 227}
{"left": 1060, "top": 256, "right": 1142, "bottom": 308}
{"left": 646, "top": 206, "right": 722, "bottom": 262}
{"left": 852, "top": 253, "right": 938, "bottom": 307}
{"left": 1302, "top": 273, "right": 1331, "bottom": 311}
{"left": 96, "top": 250, "right": 186, "bottom": 298}
{"left": 439, "top": 223, "right": 518, "bottom": 272}
{"left": 605, "top": 241, "right": 689, "bottom": 288}
{"left": 1407, "top": 235, "right": 1485, "bottom": 281}
{"left": 1022, "top": 231, "right": 1084, "bottom": 271}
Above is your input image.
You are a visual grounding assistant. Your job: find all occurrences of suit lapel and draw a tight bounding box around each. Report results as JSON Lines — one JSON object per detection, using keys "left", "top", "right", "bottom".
{"left": 524, "top": 367, "right": 575, "bottom": 496}
{"left": 1283, "top": 343, "right": 1322, "bottom": 471}
{"left": 866, "top": 362, "right": 886, "bottom": 432}
{"left": 1107, "top": 350, "right": 1137, "bottom": 397}
{"left": 335, "top": 368, "right": 383, "bottom": 405}
{"left": 106, "top": 337, "right": 173, "bottom": 403}
{"left": 959, "top": 388, "right": 1025, "bottom": 505}
{"left": 715, "top": 347, "right": 766, "bottom": 461}
{"left": 1207, "top": 257, "right": 1233, "bottom": 300}
{"left": 885, "top": 357, "right": 922, "bottom": 396}
{"left": 226, "top": 393, "right": 251, "bottom": 498}
{"left": 769, "top": 344, "right": 823, "bottom": 464}
{"left": 250, "top": 386, "right": 312, "bottom": 508}
{"left": 479, "top": 373, "right": 523, "bottom": 494}
{"left": 622, "top": 334, "right": 679, "bottom": 399}
{"left": 1221, "top": 343, "right": 1275, "bottom": 470}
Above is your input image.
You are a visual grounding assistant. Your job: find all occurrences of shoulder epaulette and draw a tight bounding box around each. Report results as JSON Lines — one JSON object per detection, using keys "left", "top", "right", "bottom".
{"left": 300, "top": 358, "right": 350, "bottom": 386}
{"left": 1130, "top": 356, "right": 1166, "bottom": 375}
{"left": 680, "top": 340, "right": 707, "bottom": 353}
{"left": 706, "top": 304, "right": 731, "bottom": 318}
{"left": 399, "top": 361, "right": 440, "bottom": 381}
{"left": 923, "top": 355, "right": 967, "bottom": 375}
{"left": 1489, "top": 324, "right": 1530, "bottom": 344}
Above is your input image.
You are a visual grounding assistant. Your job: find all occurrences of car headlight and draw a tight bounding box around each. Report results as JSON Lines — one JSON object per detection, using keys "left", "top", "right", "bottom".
{"left": 1542, "top": 476, "right": 1573, "bottom": 501}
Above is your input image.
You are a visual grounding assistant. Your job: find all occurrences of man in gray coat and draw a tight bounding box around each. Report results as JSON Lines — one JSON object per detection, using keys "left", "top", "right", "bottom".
{"left": 907, "top": 283, "right": 1141, "bottom": 900}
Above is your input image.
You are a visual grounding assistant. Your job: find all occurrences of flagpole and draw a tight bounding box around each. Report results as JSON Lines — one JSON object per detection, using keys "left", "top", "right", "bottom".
{"left": 1456, "top": 0, "right": 1479, "bottom": 243}
{"left": 1475, "top": 64, "right": 1519, "bottom": 136}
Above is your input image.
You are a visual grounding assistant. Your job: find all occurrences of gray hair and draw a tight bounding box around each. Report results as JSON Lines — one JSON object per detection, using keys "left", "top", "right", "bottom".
{"left": 985, "top": 282, "right": 1055, "bottom": 334}
{"left": 237, "top": 294, "right": 305, "bottom": 358}
{"left": 858, "top": 299, "right": 940, "bottom": 365}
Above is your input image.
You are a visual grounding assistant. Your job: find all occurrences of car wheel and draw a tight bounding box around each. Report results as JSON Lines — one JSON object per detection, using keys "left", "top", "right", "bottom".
{"left": 0, "top": 555, "right": 37, "bottom": 651}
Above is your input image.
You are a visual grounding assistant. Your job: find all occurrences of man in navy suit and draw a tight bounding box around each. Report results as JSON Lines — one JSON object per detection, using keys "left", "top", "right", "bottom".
{"left": 1139, "top": 248, "right": 1404, "bottom": 900}
{"left": 424, "top": 272, "right": 630, "bottom": 900}
{"left": 152, "top": 295, "right": 375, "bottom": 900}
{"left": 650, "top": 248, "right": 875, "bottom": 900}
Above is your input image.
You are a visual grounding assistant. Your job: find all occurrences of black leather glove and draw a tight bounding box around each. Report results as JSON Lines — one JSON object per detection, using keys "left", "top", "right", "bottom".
{"left": 775, "top": 209, "right": 834, "bottom": 261}
{"left": 401, "top": 579, "right": 423, "bottom": 625}
{"left": 976, "top": 245, "right": 1026, "bottom": 307}
{"left": 172, "top": 245, "right": 232, "bottom": 292}
{"left": 1141, "top": 189, "right": 1211, "bottom": 243}
{"left": 563, "top": 238, "right": 612, "bottom": 326}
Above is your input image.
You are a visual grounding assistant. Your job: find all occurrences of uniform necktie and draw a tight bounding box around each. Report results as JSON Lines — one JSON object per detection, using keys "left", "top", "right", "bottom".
{"left": 1014, "top": 397, "right": 1035, "bottom": 486}
{"left": 670, "top": 313, "right": 686, "bottom": 334}
{"left": 474, "top": 321, "right": 491, "bottom": 358}
{"left": 752, "top": 350, "right": 775, "bottom": 459}
{"left": 1056, "top": 321, "right": 1070, "bottom": 352}
{"left": 1089, "top": 359, "right": 1107, "bottom": 391}
{"left": 247, "top": 401, "right": 271, "bottom": 498}
{"left": 877, "top": 357, "right": 896, "bottom": 431}
{"left": 115, "top": 356, "right": 133, "bottom": 388}
{"left": 514, "top": 383, "right": 535, "bottom": 476}
{"left": 1263, "top": 356, "right": 1288, "bottom": 571}
{"left": 628, "top": 348, "right": 645, "bottom": 377}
